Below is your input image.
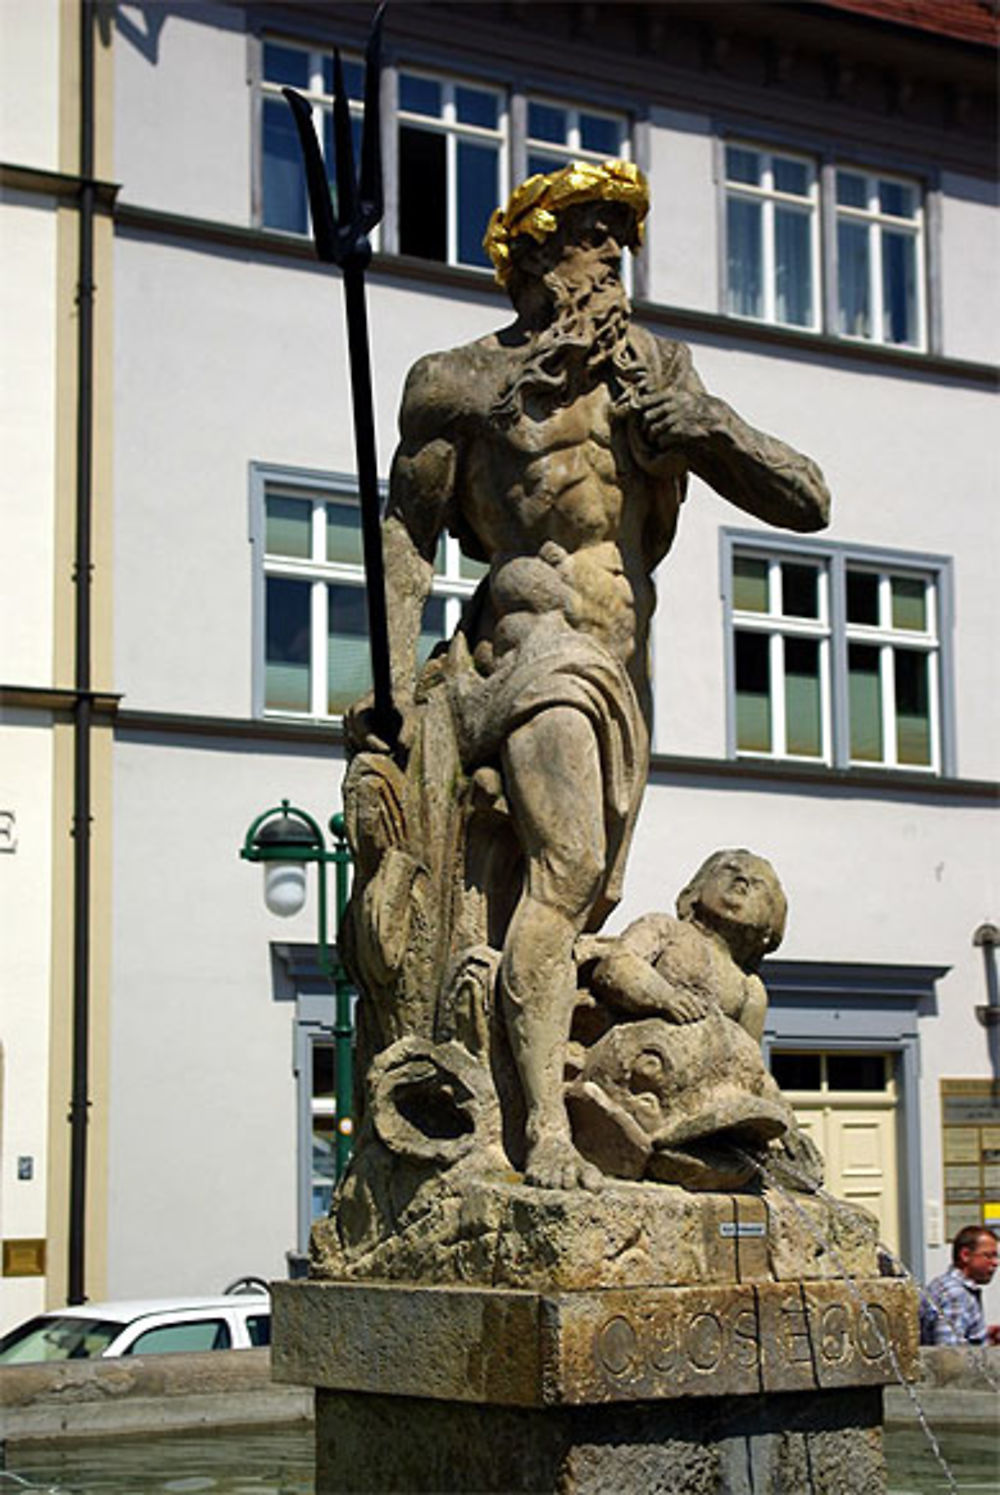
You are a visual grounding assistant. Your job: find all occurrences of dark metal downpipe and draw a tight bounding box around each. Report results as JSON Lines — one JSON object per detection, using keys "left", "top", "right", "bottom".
{"left": 68, "top": 0, "right": 96, "bottom": 1307}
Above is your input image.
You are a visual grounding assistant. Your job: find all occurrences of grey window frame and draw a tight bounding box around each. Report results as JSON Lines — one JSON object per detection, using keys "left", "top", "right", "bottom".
{"left": 718, "top": 137, "right": 822, "bottom": 333}
{"left": 721, "top": 530, "right": 955, "bottom": 776}
{"left": 715, "top": 124, "right": 938, "bottom": 353}
{"left": 762, "top": 959, "right": 948, "bottom": 1282}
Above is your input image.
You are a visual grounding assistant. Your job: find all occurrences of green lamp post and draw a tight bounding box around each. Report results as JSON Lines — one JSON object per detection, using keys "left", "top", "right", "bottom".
{"left": 240, "top": 800, "right": 355, "bottom": 1182}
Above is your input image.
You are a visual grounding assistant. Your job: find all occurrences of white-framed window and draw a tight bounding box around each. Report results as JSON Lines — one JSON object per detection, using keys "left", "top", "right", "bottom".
{"left": 842, "top": 561, "right": 940, "bottom": 769}
{"left": 256, "top": 41, "right": 632, "bottom": 274}
{"left": 721, "top": 140, "right": 927, "bottom": 349}
{"left": 397, "top": 70, "right": 506, "bottom": 269}
{"left": 834, "top": 168, "right": 925, "bottom": 348}
{"left": 725, "top": 534, "right": 951, "bottom": 774}
{"left": 252, "top": 466, "right": 487, "bottom": 721}
{"left": 525, "top": 96, "right": 629, "bottom": 178}
{"left": 260, "top": 38, "right": 367, "bottom": 237}
{"left": 724, "top": 142, "right": 820, "bottom": 331}
{"left": 731, "top": 551, "right": 831, "bottom": 761}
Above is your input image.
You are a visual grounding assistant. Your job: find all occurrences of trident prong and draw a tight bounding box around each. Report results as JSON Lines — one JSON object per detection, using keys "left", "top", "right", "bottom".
{"left": 282, "top": 4, "right": 400, "bottom": 754}
{"left": 282, "top": 2, "right": 385, "bottom": 265}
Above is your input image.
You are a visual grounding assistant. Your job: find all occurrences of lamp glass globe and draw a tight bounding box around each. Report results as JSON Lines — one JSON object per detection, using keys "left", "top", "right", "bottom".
{"left": 264, "top": 862, "right": 307, "bottom": 917}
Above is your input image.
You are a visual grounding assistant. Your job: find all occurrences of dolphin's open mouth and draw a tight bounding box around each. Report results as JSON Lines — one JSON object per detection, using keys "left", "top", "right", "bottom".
{"left": 648, "top": 1119, "right": 782, "bottom": 1190}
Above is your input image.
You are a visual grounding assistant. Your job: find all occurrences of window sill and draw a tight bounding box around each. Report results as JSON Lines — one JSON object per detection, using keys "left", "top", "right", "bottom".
{"left": 649, "top": 748, "right": 997, "bottom": 801}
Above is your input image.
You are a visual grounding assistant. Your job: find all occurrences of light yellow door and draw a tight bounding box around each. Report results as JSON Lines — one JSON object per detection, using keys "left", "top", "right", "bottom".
{"left": 772, "top": 1052, "right": 901, "bottom": 1255}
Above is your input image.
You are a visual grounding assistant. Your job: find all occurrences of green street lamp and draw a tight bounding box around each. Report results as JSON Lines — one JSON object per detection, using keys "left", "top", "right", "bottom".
{"left": 240, "top": 800, "right": 355, "bottom": 1182}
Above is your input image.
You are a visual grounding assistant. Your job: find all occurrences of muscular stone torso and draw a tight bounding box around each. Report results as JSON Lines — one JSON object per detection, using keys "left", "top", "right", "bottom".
{"left": 448, "top": 338, "right": 685, "bottom": 689}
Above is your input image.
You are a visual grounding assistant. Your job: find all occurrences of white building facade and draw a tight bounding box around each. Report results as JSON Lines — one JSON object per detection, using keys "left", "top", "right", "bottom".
{"left": 1, "top": 0, "right": 996, "bottom": 1330}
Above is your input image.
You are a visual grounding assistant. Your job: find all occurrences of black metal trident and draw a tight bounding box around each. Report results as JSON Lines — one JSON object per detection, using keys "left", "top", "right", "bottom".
{"left": 283, "top": 5, "right": 401, "bottom": 752}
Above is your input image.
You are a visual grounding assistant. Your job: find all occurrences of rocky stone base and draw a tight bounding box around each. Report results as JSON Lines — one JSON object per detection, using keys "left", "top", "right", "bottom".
{"left": 314, "top": 1385, "right": 887, "bottom": 1494}
{"left": 312, "top": 1165, "right": 883, "bottom": 1290}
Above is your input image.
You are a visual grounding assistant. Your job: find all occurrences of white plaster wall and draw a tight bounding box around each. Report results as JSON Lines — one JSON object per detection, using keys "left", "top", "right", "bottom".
{"left": 939, "top": 172, "right": 1000, "bottom": 367}
{"left": 0, "top": 0, "right": 60, "bottom": 171}
{"left": 645, "top": 106, "right": 717, "bottom": 313}
{"left": 107, "top": 734, "right": 351, "bottom": 1297}
{"left": 0, "top": 717, "right": 54, "bottom": 1333}
{"left": 113, "top": 236, "right": 504, "bottom": 718}
{"left": 0, "top": 197, "right": 56, "bottom": 687}
{"left": 650, "top": 335, "right": 999, "bottom": 782}
{"left": 114, "top": 2, "right": 250, "bottom": 223}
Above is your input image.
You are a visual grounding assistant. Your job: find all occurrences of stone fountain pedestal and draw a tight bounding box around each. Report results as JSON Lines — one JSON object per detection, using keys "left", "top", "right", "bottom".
{"left": 271, "top": 1180, "right": 918, "bottom": 1494}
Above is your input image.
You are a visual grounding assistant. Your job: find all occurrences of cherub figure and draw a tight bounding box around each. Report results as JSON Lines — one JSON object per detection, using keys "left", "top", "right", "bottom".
{"left": 568, "top": 850, "right": 820, "bottom": 1190}
{"left": 585, "top": 848, "right": 787, "bottom": 1040}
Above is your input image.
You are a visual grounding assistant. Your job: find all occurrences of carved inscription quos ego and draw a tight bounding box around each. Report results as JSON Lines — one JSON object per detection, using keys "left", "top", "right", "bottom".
{"left": 592, "top": 1287, "right": 894, "bottom": 1398}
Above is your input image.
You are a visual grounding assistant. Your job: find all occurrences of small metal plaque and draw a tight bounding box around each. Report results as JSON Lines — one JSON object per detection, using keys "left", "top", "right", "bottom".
{"left": 2, "top": 1239, "right": 47, "bottom": 1277}
{"left": 720, "top": 1222, "right": 767, "bottom": 1238}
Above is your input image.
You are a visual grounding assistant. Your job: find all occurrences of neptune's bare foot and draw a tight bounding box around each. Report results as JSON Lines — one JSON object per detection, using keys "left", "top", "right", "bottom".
{"left": 524, "top": 1136, "right": 602, "bottom": 1191}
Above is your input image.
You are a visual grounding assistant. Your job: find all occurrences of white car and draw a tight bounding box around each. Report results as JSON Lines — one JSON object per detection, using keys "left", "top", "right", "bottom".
{"left": 0, "top": 1281, "right": 270, "bottom": 1363}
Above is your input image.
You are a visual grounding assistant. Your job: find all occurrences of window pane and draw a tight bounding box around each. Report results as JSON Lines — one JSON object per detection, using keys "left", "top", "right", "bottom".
{"left": 323, "top": 56, "right": 364, "bottom": 100}
{"left": 827, "top": 1054, "right": 888, "bottom": 1091}
{"left": 846, "top": 570, "right": 879, "bottom": 625}
{"left": 733, "top": 555, "right": 769, "bottom": 613}
{"left": 266, "top": 578, "right": 311, "bottom": 712}
{"left": 127, "top": 1321, "right": 231, "bottom": 1355}
{"left": 263, "top": 42, "right": 309, "bottom": 89}
{"left": 528, "top": 151, "right": 563, "bottom": 178}
{"left": 848, "top": 643, "right": 882, "bottom": 761}
{"left": 771, "top": 1052, "right": 821, "bottom": 1090}
{"left": 784, "top": 637, "right": 822, "bottom": 757}
{"left": 879, "top": 179, "right": 916, "bottom": 219}
{"left": 580, "top": 113, "right": 621, "bottom": 154}
{"left": 313, "top": 1042, "right": 335, "bottom": 1099}
{"left": 262, "top": 98, "right": 308, "bottom": 234}
{"left": 457, "top": 141, "right": 498, "bottom": 268}
{"left": 727, "top": 197, "right": 763, "bottom": 318}
{"left": 735, "top": 631, "right": 771, "bottom": 752}
{"left": 775, "top": 206, "right": 813, "bottom": 327}
{"left": 323, "top": 110, "right": 364, "bottom": 214}
{"left": 312, "top": 1116, "right": 335, "bottom": 1219}
{"left": 419, "top": 596, "right": 448, "bottom": 667}
{"left": 460, "top": 552, "right": 490, "bottom": 582}
{"left": 781, "top": 563, "right": 819, "bottom": 619}
{"left": 895, "top": 648, "right": 931, "bottom": 765}
{"left": 266, "top": 496, "right": 311, "bottom": 558}
{"left": 456, "top": 86, "right": 497, "bottom": 130}
{"left": 246, "top": 1315, "right": 271, "bottom": 1348}
{"left": 528, "top": 101, "right": 567, "bottom": 143}
{"left": 836, "top": 170, "right": 867, "bottom": 209}
{"left": 399, "top": 126, "right": 447, "bottom": 260}
{"left": 773, "top": 157, "right": 809, "bottom": 197}
{"left": 891, "top": 576, "right": 927, "bottom": 632}
{"left": 328, "top": 585, "right": 371, "bottom": 714}
{"left": 726, "top": 146, "right": 760, "bottom": 186}
{"left": 882, "top": 230, "right": 918, "bottom": 345}
{"left": 399, "top": 74, "right": 441, "bottom": 117}
{"left": 837, "top": 220, "right": 870, "bottom": 337}
{"left": 326, "top": 499, "right": 363, "bottom": 565}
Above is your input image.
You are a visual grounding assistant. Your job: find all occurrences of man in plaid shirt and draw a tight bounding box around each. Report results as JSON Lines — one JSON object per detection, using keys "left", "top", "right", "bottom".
{"left": 920, "top": 1225, "right": 999, "bottom": 1345}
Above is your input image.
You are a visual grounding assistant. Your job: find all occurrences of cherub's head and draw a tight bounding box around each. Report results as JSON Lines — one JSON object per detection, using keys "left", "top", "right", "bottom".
{"left": 676, "top": 849, "right": 787, "bottom": 969}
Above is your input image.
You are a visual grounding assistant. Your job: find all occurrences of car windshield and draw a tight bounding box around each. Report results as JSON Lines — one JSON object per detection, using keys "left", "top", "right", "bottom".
{"left": 0, "top": 1315, "right": 123, "bottom": 1363}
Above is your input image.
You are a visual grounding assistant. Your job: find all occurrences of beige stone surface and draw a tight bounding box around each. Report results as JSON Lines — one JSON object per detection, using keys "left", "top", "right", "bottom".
{"left": 273, "top": 1277, "right": 917, "bottom": 1405}
{"left": 313, "top": 1167, "right": 881, "bottom": 1291}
